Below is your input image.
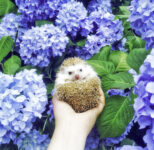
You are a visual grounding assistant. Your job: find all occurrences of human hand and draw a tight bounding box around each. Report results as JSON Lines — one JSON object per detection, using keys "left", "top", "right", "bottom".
{"left": 52, "top": 87, "right": 105, "bottom": 135}
{"left": 48, "top": 88, "right": 105, "bottom": 150}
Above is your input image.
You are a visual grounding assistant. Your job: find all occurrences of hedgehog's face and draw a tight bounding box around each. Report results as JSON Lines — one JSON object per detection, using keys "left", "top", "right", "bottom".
{"left": 61, "top": 63, "right": 94, "bottom": 82}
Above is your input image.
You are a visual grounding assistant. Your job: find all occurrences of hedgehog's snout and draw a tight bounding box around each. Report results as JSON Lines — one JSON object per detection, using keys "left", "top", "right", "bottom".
{"left": 75, "top": 74, "right": 80, "bottom": 80}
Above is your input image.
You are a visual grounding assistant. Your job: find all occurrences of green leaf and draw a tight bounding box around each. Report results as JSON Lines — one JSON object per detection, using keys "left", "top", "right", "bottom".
{"left": 127, "top": 36, "right": 145, "bottom": 51}
{"left": 127, "top": 48, "right": 149, "bottom": 73}
{"left": 3, "top": 55, "right": 21, "bottom": 75}
{"left": 97, "top": 95, "right": 134, "bottom": 138}
{"left": 47, "top": 83, "right": 54, "bottom": 95}
{"left": 115, "top": 15, "right": 130, "bottom": 20}
{"left": 119, "top": 6, "right": 130, "bottom": 15}
{"left": 87, "top": 60, "right": 115, "bottom": 76}
{"left": 35, "top": 20, "right": 53, "bottom": 27}
{"left": 0, "top": 36, "right": 13, "bottom": 62}
{"left": 76, "top": 39, "right": 87, "bottom": 47}
{"left": 101, "top": 72, "right": 135, "bottom": 91}
{"left": 90, "top": 46, "right": 111, "bottom": 61}
{"left": 109, "top": 51, "right": 130, "bottom": 72}
{"left": 0, "top": 0, "right": 17, "bottom": 17}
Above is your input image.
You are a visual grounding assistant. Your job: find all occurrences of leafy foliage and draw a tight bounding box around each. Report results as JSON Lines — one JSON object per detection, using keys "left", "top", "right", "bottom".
{"left": 3, "top": 55, "right": 21, "bottom": 75}
{"left": 127, "top": 49, "right": 149, "bottom": 73}
{"left": 0, "top": 36, "right": 13, "bottom": 62}
{"left": 90, "top": 46, "right": 111, "bottom": 61}
{"left": 0, "top": 0, "right": 17, "bottom": 17}
{"left": 87, "top": 60, "right": 115, "bottom": 76}
{"left": 101, "top": 72, "right": 135, "bottom": 91}
{"left": 109, "top": 51, "right": 130, "bottom": 72}
{"left": 97, "top": 95, "right": 134, "bottom": 138}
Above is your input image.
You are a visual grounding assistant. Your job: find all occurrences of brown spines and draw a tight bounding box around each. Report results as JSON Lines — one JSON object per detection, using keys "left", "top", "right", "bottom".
{"left": 61, "top": 57, "right": 84, "bottom": 67}
{"left": 56, "top": 77, "right": 101, "bottom": 113}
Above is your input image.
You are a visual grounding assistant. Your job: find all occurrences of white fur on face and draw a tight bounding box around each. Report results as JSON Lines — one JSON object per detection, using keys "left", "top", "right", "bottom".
{"left": 55, "top": 63, "right": 97, "bottom": 86}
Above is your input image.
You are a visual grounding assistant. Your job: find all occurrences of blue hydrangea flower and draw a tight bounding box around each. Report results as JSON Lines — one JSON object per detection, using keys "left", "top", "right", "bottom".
{"left": 47, "top": 101, "right": 54, "bottom": 122}
{"left": 0, "top": 13, "right": 26, "bottom": 47}
{"left": 14, "top": 129, "right": 50, "bottom": 150}
{"left": 85, "top": 127, "right": 100, "bottom": 150}
{"left": 15, "top": 0, "right": 69, "bottom": 22}
{"left": 107, "top": 88, "right": 131, "bottom": 97}
{"left": 111, "top": 38, "right": 128, "bottom": 52}
{"left": 19, "top": 24, "right": 69, "bottom": 67}
{"left": 133, "top": 48, "right": 154, "bottom": 150}
{"left": 55, "top": 0, "right": 88, "bottom": 37}
{"left": 72, "top": 11, "right": 123, "bottom": 59}
{"left": 0, "top": 69, "right": 48, "bottom": 144}
{"left": 129, "top": 0, "right": 154, "bottom": 49}
{"left": 116, "top": 145, "right": 147, "bottom": 150}
{"left": 87, "top": 0, "right": 112, "bottom": 14}
{"left": 0, "top": 13, "right": 20, "bottom": 40}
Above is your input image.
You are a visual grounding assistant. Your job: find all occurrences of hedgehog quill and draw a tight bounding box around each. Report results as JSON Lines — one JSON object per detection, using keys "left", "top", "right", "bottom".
{"left": 54, "top": 57, "right": 101, "bottom": 113}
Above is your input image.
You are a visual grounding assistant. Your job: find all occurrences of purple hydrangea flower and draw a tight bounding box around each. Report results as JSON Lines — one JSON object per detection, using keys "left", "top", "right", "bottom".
{"left": 19, "top": 24, "right": 68, "bottom": 67}
{"left": 0, "top": 69, "right": 48, "bottom": 144}
{"left": 55, "top": 0, "right": 88, "bottom": 37}
{"left": 116, "top": 145, "right": 147, "bottom": 150}
{"left": 85, "top": 127, "right": 100, "bottom": 150}
{"left": 133, "top": 48, "right": 154, "bottom": 150}
{"left": 14, "top": 129, "right": 50, "bottom": 150}
{"left": 15, "top": 0, "right": 69, "bottom": 22}
{"left": 129, "top": 0, "right": 154, "bottom": 49}
{"left": 72, "top": 11, "right": 123, "bottom": 59}
{"left": 87, "top": 0, "right": 112, "bottom": 14}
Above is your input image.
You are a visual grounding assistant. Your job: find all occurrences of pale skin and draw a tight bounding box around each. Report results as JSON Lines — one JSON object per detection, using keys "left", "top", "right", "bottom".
{"left": 47, "top": 88, "right": 105, "bottom": 150}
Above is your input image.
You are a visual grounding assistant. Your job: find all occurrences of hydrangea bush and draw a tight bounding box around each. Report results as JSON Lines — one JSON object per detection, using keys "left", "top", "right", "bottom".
{"left": 0, "top": 0, "right": 153, "bottom": 149}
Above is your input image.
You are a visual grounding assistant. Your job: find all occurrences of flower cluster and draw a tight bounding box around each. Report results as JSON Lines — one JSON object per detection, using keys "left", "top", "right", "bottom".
{"left": 129, "top": 0, "right": 154, "bottom": 49}
{"left": 133, "top": 48, "right": 154, "bottom": 150}
{"left": 0, "top": 69, "right": 48, "bottom": 144}
{"left": 73, "top": 11, "right": 123, "bottom": 59}
{"left": 85, "top": 127, "right": 100, "bottom": 150}
{"left": 87, "top": 0, "right": 112, "bottom": 13}
{"left": 116, "top": 145, "right": 147, "bottom": 150}
{"left": 19, "top": 24, "right": 69, "bottom": 67}
{"left": 15, "top": 0, "right": 69, "bottom": 22}
{"left": 0, "top": 13, "right": 21, "bottom": 40}
{"left": 55, "top": 0, "right": 88, "bottom": 37}
{"left": 14, "top": 129, "right": 50, "bottom": 150}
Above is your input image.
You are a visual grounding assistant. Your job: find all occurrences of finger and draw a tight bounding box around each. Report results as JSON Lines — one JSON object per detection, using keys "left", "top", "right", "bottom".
{"left": 90, "top": 88, "right": 105, "bottom": 116}
{"left": 52, "top": 93, "right": 75, "bottom": 114}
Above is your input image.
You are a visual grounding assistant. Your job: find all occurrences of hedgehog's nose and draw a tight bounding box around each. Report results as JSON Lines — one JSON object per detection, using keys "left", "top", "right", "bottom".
{"left": 75, "top": 74, "right": 80, "bottom": 80}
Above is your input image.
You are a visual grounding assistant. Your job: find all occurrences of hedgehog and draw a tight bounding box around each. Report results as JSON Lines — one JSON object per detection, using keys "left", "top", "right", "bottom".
{"left": 54, "top": 57, "right": 101, "bottom": 113}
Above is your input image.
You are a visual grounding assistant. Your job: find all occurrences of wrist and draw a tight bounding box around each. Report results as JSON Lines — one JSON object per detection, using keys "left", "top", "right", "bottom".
{"left": 48, "top": 120, "right": 88, "bottom": 150}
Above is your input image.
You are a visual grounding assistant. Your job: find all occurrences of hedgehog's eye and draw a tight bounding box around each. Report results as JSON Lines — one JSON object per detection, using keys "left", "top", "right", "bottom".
{"left": 80, "top": 69, "right": 82, "bottom": 72}
{"left": 68, "top": 71, "right": 72, "bottom": 75}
